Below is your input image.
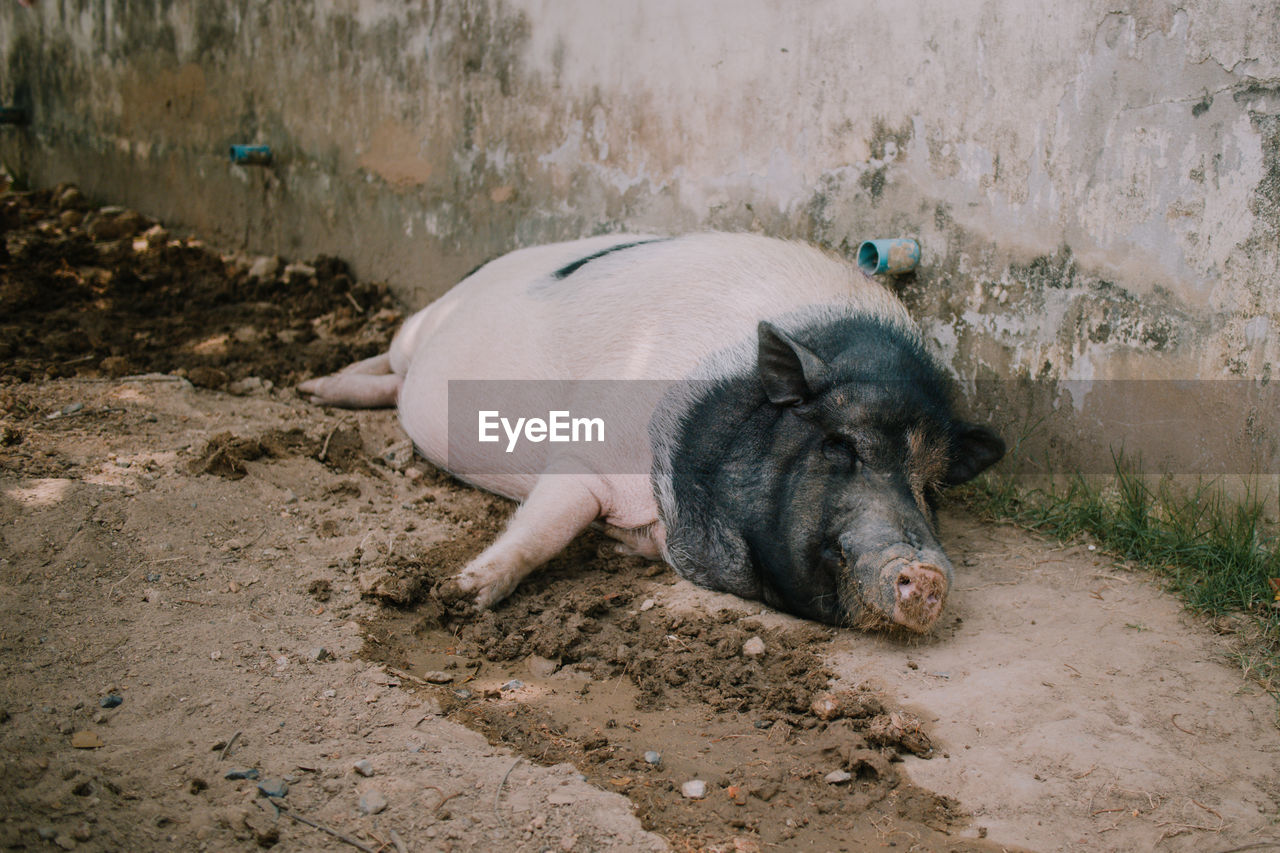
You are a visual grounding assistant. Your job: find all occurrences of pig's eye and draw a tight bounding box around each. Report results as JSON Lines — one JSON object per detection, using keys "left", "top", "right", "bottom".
{"left": 820, "top": 437, "right": 858, "bottom": 469}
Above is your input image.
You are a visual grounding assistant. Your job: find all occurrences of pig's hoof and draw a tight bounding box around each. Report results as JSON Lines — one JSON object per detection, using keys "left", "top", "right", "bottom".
{"left": 435, "top": 579, "right": 469, "bottom": 606}
{"left": 455, "top": 564, "right": 520, "bottom": 610}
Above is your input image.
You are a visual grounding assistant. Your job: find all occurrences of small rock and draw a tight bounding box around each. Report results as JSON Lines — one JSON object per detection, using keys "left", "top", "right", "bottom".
{"left": 70, "top": 731, "right": 104, "bottom": 749}
{"left": 548, "top": 790, "right": 578, "bottom": 806}
{"left": 142, "top": 224, "right": 169, "bottom": 245}
{"left": 141, "top": 588, "right": 160, "bottom": 604}
{"left": 643, "top": 751, "right": 662, "bottom": 766}
{"left": 681, "top": 780, "right": 707, "bottom": 799}
{"left": 186, "top": 366, "right": 229, "bottom": 390}
{"left": 824, "top": 770, "right": 852, "bottom": 784}
{"left": 257, "top": 778, "right": 288, "bottom": 798}
{"left": 224, "top": 768, "right": 259, "bottom": 780}
{"left": 358, "top": 790, "right": 388, "bottom": 815}
{"left": 247, "top": 256, "right": 281, "bottom": 282}
{"left": 209, "top": 650, "right": 223, "bottom": 661}
{"left": 742, "top": 636, "right": 766, "bottom": 657}
{"left": 809, "top": 693, "right": 842, "bottom": 721}
{"left": 53, "top": 834, "right": 77, "bottom": 850}
{"left": 639, "top": 599, "right": 656, "bottom": 612}
{"left": 381, "top": 439, "right": 414, "bottom": 471}
{"left": 99, "top": 694, "right": 123, "bottom": 709}
{"left": 322, "top": 689, "right": 337, "bottom": 699}
{"left": 352, "top": 760, "right": 374, "bottom": 777}
{"left": 227, "top": 376, "right": 271, "bottom": 396}
{"left": 451, "top": 688, "right": 473, "bottom": 700}
{"left": 283, "top": 261, "right": 316, "bottom": 281}
{"left": 501, "top": 679, "right": 524, "bottom": 691}
{"left": 37, "top": 826, "right": 57, "bottom": 841}
{"left": 71, "top": 823, "right": 92, "bottom": 842}
{"left": 56, "top": 185, "right": 86, "bottom": 210}
{"left": 306, "top": 647, "right": 332, "bottom": 663}
{"left": 422, "top": 671, "right": 454, "bottom": 684}
{"left": 526, "top": 655, "right": 559, "bottom": 678}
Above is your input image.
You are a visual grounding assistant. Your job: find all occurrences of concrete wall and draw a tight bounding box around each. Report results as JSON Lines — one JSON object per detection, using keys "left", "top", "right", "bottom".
{"left": 2, "top": 1, "right": 1279, "bottom": 476}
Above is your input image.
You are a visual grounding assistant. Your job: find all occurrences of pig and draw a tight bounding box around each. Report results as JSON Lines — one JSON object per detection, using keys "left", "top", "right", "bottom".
{"left": 299, "top": 233, "right": 1004, "bottom": 632}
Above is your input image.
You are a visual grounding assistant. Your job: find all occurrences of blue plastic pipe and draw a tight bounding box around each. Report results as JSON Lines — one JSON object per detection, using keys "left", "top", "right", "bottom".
{"left": 857, "top": 238, "right": 920, "bottom": 275}
{"left": 230, "top": 144, "right": 272, "bottom": 166}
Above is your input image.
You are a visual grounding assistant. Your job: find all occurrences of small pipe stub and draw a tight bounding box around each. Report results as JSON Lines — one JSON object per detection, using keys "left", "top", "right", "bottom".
{"left": 230, "top": 144, "right": 272, "bottom": 166}
{"left": 0, "top": 107, "right": 29, "bottom": 126}
{"left": 857, "top": 238, "right": 921, "bottom": 275}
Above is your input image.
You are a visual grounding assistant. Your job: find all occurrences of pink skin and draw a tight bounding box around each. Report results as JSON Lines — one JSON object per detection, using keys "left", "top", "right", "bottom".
{"left": 889, "top": 561, "right": 948, "bottom": 632}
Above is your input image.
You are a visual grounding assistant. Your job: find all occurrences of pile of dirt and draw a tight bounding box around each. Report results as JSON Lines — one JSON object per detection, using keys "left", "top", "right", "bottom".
{"left": 358, "top": 528, "right": 973, "bottom": 849}
{"left": 0, "top": 184, "right": 400, "bottom": 385}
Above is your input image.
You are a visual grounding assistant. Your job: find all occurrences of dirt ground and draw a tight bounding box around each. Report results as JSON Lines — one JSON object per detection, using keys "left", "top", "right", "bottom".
{"left": 2, "top": 186, "right": 1279, "bottom": 852}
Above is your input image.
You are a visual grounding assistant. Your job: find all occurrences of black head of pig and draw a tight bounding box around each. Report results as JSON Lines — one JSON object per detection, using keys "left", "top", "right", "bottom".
{"left": 657, "top": 316, "right": 1004, "bottom": 633}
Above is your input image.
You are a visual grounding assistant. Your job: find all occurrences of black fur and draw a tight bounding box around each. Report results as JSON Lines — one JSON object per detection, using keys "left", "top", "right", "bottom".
{"left": 655, "top": 315, "right": 1000, "bottom": 626}
{"left": 550, "top": 239, "right": 668, "bottom": 280}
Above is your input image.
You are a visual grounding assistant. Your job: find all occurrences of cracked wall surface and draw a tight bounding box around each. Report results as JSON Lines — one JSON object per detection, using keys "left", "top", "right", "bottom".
{"left": 2, "top": 0, "right": 1278, "bottom": 477}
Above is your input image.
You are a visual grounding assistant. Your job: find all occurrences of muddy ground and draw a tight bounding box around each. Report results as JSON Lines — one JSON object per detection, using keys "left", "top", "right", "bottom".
{"left": 1, "top": 186, "right": 1278, "bottom": 852}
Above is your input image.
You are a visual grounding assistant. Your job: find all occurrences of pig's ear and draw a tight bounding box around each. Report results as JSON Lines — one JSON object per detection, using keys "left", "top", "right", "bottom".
{"left": 757, "top": 321, "right": 829, "bottom": 406}
{"left": 944, "top": 423, "right": 1006, "bottom": 485}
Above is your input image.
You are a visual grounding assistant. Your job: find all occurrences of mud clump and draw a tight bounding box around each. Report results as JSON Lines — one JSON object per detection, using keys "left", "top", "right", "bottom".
{"left": 188, "top": 425, "right": 376, "bottom": 479}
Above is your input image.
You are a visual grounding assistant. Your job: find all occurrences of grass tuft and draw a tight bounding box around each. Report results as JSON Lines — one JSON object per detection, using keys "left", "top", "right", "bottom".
{"left": 956, "top": 454, "right": 1280, "bottom": 698}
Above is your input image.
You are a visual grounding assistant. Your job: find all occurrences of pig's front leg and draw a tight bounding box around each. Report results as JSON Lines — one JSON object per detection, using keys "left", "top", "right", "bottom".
{"left": 455, "top": 476, "right": 603, "bottom": 609}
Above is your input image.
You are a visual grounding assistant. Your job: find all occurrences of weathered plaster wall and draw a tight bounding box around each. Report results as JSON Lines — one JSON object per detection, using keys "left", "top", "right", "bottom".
{"left": 2, "top": 1, "right": 1278, "bottom": 474}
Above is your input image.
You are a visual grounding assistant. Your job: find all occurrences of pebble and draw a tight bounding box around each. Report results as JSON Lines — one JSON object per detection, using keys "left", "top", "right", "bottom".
{"left": 452, "top": 689, "right": 473, "bottom": 700}
{"left": 352, "top": 760, "right": 374, "bottom": 777}
{"left": 323, "top": 689, "right": 337, "bottom": 699}
{"left": 247, "top": 256, "right": 281, "bottom": 282}
{"left": 681, "top": 780, "right": 707, "bottom": 799}
{"left": 422, "top": 671, "right": 454, "bottom": 684}
{"left": 306, "top": 647, "right": 332, "bottom": 663}
{"left": 824, "top": 770, "right": 852, "bottom": 784}
{"left": 547, "top": 790, "right": 578, "bottom": 806}
{"left": 54, "top": 834, "right": 76, "bottom": 850}
{"left": 257, "top": 779, "right": 288, "bottom": 798}
{"left": 643, "top": 751, "right": 662, "bottom": 766}
{"left": 742, "top": 636, "right": 766, "bottom": 657}
{"left": 501, "top": 679, "right": 524, "bottom": 691}
{"left": 526, "top": 655, "right": 559, "bottom": 678}
{"left": 639, "top": 599, "right": 656, "bottom": 612}
{"left": 358, "top": 790, "right": 388, "bottom": 815}
{"left": 99, "top": 694, "right": 123, "bottom": 709}
{"left": 810, "top": 693, "right": 842, "bottom": 721}
{"left": 70, "top": 731, "right": 103, "bottom": 749}
{"left": 224, "top": 768, "right": 259, "bottom": 780}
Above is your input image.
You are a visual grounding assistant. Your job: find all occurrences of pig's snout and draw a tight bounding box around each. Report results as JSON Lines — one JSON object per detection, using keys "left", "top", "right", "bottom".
{"left": 890, "top": 561, "right": 948, "bottom": 633}
{"left": 845, "top": 539, "right": 952, "bottom": 634}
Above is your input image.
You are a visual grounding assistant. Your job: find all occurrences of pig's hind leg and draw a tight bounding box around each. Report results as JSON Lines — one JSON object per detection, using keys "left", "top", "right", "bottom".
{"left": 298, "top": 353, "right": 401, "bottom": 408}
{"left": 454, "top": 477, "right": 603, "bottom": 609}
